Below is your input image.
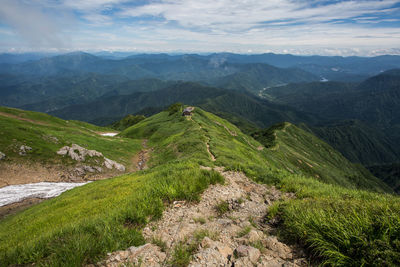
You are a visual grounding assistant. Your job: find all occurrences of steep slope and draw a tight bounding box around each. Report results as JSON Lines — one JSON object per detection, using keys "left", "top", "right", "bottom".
{"left": 368, "top": 163, "right": 400, "bottom": 194}
{"left": 261, "top": 71, "right": 400, "bottom": 166}
{"left": 0, "top": 106, "right": 398, "bottom": 267}
{"left": 307, "top": 120, "right": 400, "bottom": 165}
{"left": 252, "top": 122, "right": 390, "bottom": 191}
{"left": 0, "top": 106, "right": 142, "bottom": 187}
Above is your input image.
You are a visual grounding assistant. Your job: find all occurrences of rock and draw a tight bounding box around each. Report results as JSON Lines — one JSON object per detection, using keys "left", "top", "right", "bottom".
{"left": 263, "top": 236, "right": 293, "bottom": 260}
{"left": 190, "top": 248, "right": 229, "bottom": 267}
{"left": 92, "top": 166, "right": 102, "bottom": 172}
{"left": 0, "top": 151, "right": 5, "bottom": 160}
{"left": 201, "top": 237, "right": 214, "bottom": 248}
{"left": 82, "top": 165, "right": 96, "bottom": 173}
{"left": 248, "top": 229, "right": 263, "bottom": 243}
{"left": 235, "top": 245, "right": 249, "bottom": 257}
{"left": 57, "top": 144, "right": 103, "bottom": 162}
{"left": 57, "top": 144, "right": 125, "bottom": 172}
{"left": 19, "top": 145, "right": 32, "bottom": 156}
{"left": 104, "top": 157, "right": 125, "bottom": 171}
{"left": 98, "top": 244, "right": 166, "bottom": 267}
{"left": 216, "top": 244, "right": 233, "bottom": 258}
{"left": 235, "top": 245, "right": 260, "bottom": 264}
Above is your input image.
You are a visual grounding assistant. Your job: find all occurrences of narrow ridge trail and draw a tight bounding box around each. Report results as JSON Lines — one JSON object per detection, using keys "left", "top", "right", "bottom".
{"left": 97, "top": 167, "right": 306, "bottom": 266}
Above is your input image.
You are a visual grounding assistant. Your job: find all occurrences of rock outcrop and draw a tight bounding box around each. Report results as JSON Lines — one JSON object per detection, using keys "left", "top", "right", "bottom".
{"left": 57, "top": 144, "right": 125, "bottom": 172}
{"left": 57, "top": 144, "right": 103, "bottom": 161}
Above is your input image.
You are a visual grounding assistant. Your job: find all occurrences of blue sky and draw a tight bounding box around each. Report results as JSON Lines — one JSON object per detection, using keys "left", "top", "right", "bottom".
{"left": 0, "top": 0, "right": 399, "bottom": 56}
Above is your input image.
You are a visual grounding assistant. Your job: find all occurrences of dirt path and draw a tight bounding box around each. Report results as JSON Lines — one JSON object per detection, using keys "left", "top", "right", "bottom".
{"left": 206, "top": 140, "right": 216, "bottom": 162}
{"left": 0, "top": 111, "right": 50, "bottom": 126}
{"left": 131, "top": 140, "right": 150, "bottom": 171}
{"left": 214, "top": 121, "right": 237, "bottom": 136}
{"left": 97, "top": 167, "right": 306, "bottom": 266}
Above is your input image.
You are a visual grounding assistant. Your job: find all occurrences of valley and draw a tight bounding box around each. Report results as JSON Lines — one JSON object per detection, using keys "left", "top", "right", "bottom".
{"left": 0, "top": 52, "right": 399, "bottom": 266}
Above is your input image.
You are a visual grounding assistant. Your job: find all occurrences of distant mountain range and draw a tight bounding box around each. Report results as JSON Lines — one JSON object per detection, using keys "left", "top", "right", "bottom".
{"left": 1, "top": 51, "right": 399, "bottom": 189}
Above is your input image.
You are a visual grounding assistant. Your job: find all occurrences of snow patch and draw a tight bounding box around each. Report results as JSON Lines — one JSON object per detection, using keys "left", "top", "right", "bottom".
{"left": 100, "top": 133, "right": 118, "bottom": 137}
{"left": 0, "top": 182, "right": 89, "bottom": 207}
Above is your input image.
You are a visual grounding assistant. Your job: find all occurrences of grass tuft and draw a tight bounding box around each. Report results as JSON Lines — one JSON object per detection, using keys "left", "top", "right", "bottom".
{"left": 214, "top": 200, "right": 230, "bottom": 216}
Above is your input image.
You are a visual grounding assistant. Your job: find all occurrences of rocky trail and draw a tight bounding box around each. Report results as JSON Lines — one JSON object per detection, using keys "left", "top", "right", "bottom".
{"left": 97, "top": 167, "right": 306, "bottom": 266}
{"left": 133, "top": 140, "right": 150, "bottom": 171}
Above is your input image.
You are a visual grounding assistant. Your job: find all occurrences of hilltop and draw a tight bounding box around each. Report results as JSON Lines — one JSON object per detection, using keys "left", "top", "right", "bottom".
{"left": 0, "top": 105, "right": 398, "bottom": 266}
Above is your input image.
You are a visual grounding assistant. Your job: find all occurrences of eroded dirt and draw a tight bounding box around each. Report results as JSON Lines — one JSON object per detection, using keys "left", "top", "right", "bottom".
{"left": 0, "top": 197, "right": 44, "bottom": 219}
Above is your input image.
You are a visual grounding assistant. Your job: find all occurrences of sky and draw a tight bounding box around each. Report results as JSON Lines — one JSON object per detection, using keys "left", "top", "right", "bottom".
{"left": 0, "top": 0, "right": 399, "bottom": 56}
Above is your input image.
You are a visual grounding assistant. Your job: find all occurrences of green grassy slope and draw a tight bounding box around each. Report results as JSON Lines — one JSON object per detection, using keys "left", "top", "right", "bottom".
{"left": 0, "top": 106, "right": 398, "bottom": 266}
{"left": 252, "top": 122, "right": 391, "bottom": 192}
{"left": 307, "top": 120, "right": 400, "bottom": 165}
{"left": 0, "top": 106, "right": 142, "bottom": 176}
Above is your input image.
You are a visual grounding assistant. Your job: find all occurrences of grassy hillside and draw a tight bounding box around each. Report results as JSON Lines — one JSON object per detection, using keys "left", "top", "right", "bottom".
{"left": 307, "top": 120, "right": 400, "bottom": 165}
{"left": 0, "top": 106, "right": 398, "bottom": 266}
{"left": 368, "top": 163, "right": 400, "bottom": 194}
{"left": 252, "top": 122, "right": 391, "bottom": 192}
{"left": 0, "top": 106, "right": 142, "bottom": 186}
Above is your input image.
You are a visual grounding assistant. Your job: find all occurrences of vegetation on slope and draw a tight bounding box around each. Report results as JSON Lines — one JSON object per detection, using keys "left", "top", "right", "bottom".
{"left": 252, "top": 122, "right": 392, "bottom": 192}
{"left": 307, "top": 120, "right": 400, "bottom": 165}
{"left": 110, "top": 114, "right": 146, "bottom": 131}
{"left": 368, "top": 163, "right": 400, "bottom": 194}
{"left": 0, "top": 106, "right": 141, "bottom": 168}
{"left": 0, "top": 162, "right": 223, "bottom": 266}
{"left": 267, "top": 173, "right": 400, "bottom": 266}
{"left": 0, "top": 106, "right": 398, "bottom": 266}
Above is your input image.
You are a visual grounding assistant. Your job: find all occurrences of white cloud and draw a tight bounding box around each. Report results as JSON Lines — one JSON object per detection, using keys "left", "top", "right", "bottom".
{"left": 0, "top": 0, "right": 399, "bottom": 55}
{"left": 119, "top": 0, "right": 399, "bottom": 32}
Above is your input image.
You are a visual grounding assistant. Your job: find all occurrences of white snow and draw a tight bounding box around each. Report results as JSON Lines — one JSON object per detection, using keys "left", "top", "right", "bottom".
{"left": 0, "top": 182, "right": 89, "bottom": 207}
{"left": 100, "top": 132, "right": 118, "bottom": 137}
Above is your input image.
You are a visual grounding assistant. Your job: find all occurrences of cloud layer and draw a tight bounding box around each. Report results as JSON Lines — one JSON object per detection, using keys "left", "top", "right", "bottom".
{"left": 0, "top": 0, "right": 399, "bottom": 56}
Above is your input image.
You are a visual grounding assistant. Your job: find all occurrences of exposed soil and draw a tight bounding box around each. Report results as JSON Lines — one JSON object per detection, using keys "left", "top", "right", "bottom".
{"left": 97, "top": 167, "right": 306, "bottom": 266}
{"left": 0, "top": 198, "right": 44, "bottom": 220}
{"left": 131, "top": 140, "right": 151, "bottom": 171}
{"left": 0, "top": 162, "right": 117, "bottom": 189}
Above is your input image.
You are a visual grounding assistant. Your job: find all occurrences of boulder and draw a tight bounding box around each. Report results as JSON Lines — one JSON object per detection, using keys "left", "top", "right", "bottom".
{"left": 235, "top": 245, "right": 261, "bottom": 264}
{"left": 263, "top": 236, "right": 293, "bottom": 259}
{"left": 19, "top": 145, "right": 32, "bottom": 156}
{"left": 247, "top": 229, "right": 264, "bottom": 243}
{"left": 0, "top": 151, "right": 5, "bottom": 160}
{"left": 104, "top": 157, "right": 125, "bottom": 171}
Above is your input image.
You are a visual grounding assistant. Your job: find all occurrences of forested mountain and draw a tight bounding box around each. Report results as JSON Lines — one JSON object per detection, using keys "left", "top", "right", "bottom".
{"left": 49, "top": 82, "right": 318, "bottom": 127}
{"left": 1, "top": 52, "right": 399, "bottom": 191}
